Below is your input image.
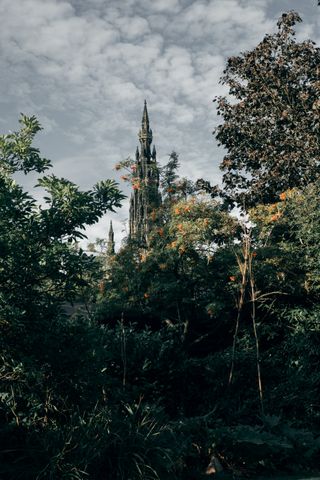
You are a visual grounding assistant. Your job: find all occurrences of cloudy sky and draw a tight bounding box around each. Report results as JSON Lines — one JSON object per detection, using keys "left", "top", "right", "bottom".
{"left": 0, "top": 0, "right": 319, "bottom": 247}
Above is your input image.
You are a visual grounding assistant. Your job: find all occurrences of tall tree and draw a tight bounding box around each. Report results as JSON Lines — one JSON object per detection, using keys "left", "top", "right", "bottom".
{"left": 0, "top": 116, "right": 126, "bottom": 477}
{"left": 0, "top": 115, "right": 124, "bottom": 316}
{"left": 215, "top": 11, "right": 320, "bottom": 208}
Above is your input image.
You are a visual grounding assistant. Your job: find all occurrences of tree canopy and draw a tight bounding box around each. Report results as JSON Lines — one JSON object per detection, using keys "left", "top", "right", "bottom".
{"left": 215, "top": 11, "right": 320, "bottom": 208}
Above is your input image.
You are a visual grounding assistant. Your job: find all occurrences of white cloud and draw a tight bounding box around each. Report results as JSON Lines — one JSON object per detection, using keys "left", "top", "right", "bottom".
{"left": 137, "top": 0, "right": 181, "bottom": 13}
{"left": 116, "top": 15, "right": 150, "bottom": 39}
{"left": 0, "top": 0, "right": 318, "bottom": 245}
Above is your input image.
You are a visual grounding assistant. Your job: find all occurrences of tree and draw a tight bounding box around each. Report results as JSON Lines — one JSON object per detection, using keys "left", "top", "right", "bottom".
{"left": 0, "top": 115, "right": 124, "bottom": 309}
{"left": 215, "top": 11, "right": 320, "bottom": 208}
{"left": 249, "top": 184, "right": 320, "bottom": 302}
{"left": 0, "top": 113, "right": 125, "bottom": 358}
{"left": 97, "top": 155, "right": 239, "bottom": 355}
{"left": 0, "top": 115, "right": 130, "bottom": 479}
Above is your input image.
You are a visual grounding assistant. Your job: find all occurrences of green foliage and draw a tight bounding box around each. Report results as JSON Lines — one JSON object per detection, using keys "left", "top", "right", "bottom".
{"left": 250, "top": 184, "right": 320, "bottom": 301}
{"left": 0, "top": 115, "right": 51, "bottom": 175}
{"left": 0, "top": 116, "right": 124, "bottom": 316}
{"left": 215, "top": 11, "right": 320, "bottom": 208}
{"left": 97, "top": 192, "right": 239, "bottom": 352}
{"left": 210, "top": 420, "right": 320, "bottom": 475}
{"left": 0, "top": 317, "right": 183, "bottom": 480}
{"left": 160, "top": 151, "right": 180, "bottom": 195}
{"left": 96, "top": 72, "right": 320, "bottom": 474}
{"left": 0, "top": 116, "right": 156, "bottom": 480}
{"left": 2, "top": 10, "right": 320, "bottom": 477}
{"left": 38, "top": 175, "right": 123, "bottom": 239}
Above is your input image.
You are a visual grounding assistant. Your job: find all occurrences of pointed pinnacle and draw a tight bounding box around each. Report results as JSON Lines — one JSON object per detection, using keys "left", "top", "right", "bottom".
{"left": 138, "top": 100, "right": 152, "bottom": 148}
{"left": 142, "top": 100, "right": 149, "bottom": 127}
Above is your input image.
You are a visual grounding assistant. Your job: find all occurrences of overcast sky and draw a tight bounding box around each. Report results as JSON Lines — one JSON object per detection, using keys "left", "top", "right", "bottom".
{"left": 0, "top": 0, "right": 319, "bottom": 247}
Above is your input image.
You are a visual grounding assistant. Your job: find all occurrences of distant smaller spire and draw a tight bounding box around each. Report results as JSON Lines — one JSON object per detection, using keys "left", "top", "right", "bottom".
{"left": 152, "top": 144, "right": 156, "bottom": 160}
{"left": 107, "top": 220, "right": 115, "bottom": 255}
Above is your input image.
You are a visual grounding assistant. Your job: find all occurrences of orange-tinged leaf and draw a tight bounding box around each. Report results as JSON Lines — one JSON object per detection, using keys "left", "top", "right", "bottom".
{"left": 271, "top": 213, "right": 281, "bottom": 221}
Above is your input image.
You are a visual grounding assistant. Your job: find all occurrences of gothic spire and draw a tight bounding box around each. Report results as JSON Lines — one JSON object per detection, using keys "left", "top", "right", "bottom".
{"left": 152, "top": 144, "right": 156, "bottom": 160}
{"left": 107, "top": 220, "right": 115, "bottom": 255}
{"left": 142, "top": 99, "right": 149, "bottom": 128}
{"left": 138, "top": 100, "right": 153, "bottom": 155}
{"left": 129, "top": 101, "right": 162, "bottom": 246}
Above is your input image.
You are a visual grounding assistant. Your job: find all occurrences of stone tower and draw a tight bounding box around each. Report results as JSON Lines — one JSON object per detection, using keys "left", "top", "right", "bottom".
{"left": 129, "top": 101, "right": 161, "bottom": 246}
{"left": 106, "top": 220, "right": 115, "bottom": 255}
